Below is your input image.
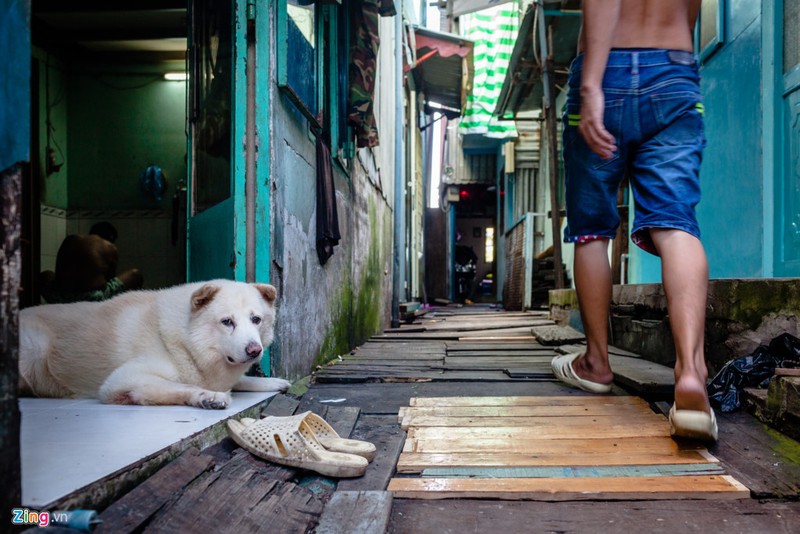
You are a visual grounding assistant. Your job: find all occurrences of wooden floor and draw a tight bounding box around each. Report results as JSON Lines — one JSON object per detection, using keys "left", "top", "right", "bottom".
{"left": 94, "top": 306, "right": 800, "bottom": 533}
{"left": 390, "top": 395, "right": 747, "bottom": 500}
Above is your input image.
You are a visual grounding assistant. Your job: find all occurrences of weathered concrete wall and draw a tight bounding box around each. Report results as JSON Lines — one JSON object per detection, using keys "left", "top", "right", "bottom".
{"left": 550, "top": 279, "right": 800, "bottom": 376}
{"left": 268, "top": 17, "right": 396, "bottom": 381}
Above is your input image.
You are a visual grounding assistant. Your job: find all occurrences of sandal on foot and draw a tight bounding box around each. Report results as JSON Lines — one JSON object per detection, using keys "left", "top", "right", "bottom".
{"left": 669, "top": 405, "right": 718, "bottom": 442}
{"left": 279, "top": 411, "right": 377, "bottom": 462}
{"left": 551, "top": 353, "right": 613, "bottom": 393}
{"left": 227, "top": 415, "right": 368, "bottom": 477}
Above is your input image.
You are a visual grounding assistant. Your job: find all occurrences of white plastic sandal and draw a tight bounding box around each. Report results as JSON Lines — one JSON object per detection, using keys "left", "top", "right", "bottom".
{"left": 291, "top": 411, "right": 376, "bottom": 462}
{"left": 227, "top": 414, "right": 368, "bottom": 477}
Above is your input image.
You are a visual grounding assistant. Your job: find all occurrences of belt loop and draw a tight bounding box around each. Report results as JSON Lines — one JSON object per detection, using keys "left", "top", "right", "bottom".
{"left": 632, "top": 52, "right": 639, "bottom": 75}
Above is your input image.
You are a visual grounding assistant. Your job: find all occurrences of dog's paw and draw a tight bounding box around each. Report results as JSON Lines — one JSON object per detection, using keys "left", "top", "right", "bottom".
{"left": 263, "top": 377, "right": 292, "bottom": 392}
{"left": 192, "top": 390, "right": 231, "bottom": 410}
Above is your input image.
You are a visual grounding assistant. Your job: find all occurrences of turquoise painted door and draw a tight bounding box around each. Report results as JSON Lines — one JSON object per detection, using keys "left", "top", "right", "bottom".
{"left": 779, "top": 0, "right": 800, "bottom": 276}
{"left": 187, "top": 0, "right": 245, "bottom": 281}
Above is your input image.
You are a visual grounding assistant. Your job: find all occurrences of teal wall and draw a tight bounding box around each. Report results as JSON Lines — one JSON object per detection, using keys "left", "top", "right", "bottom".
{"left": 1, "top": 0, "right": 30, "bottom": 171}
{"left": 66, "top": 64, "right": 186, "bottom": 210}
{"left": 629, "top": 1, "right": 765, "bottom": 282}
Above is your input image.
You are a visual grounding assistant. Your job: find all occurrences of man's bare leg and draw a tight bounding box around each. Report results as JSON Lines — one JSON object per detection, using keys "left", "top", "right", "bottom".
{"left": 571, "top": 239, "right": 614, "bottom": 386}
{"left": 650, "top": 228, "right": 711, "bottom": 413}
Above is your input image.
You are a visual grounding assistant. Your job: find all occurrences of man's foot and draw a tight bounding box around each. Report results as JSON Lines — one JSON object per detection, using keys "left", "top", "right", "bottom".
{"left": 674, "top": 370, "right": 711, "bottom": 413}
{"left": 570, "top": 352, "right": 614, "bottom": 386}
{"left": 551, "top": 353, "right": 613, "bottom": 393}
{"left": 670, "top": 368, "right": 717, "bottom": 441}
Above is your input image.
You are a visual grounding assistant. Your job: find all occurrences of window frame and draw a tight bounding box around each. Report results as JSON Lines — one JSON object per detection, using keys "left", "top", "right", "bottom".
{"left": 277, "top": 0, "right": 323, "bottom": 127}
{"left": 277, "top": 1, "right": 353, "bottom": 166}
{"left": 695, "top": 0, "right": 725, "bottom": 63}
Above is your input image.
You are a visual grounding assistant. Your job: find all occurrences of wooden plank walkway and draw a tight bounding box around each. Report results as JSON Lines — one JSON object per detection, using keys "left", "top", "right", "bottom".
{"left": 88, "top": 305, "right": 800, "bottom": 533}
{"left": 388, "top": 395, "right": 748, "bottom": 500}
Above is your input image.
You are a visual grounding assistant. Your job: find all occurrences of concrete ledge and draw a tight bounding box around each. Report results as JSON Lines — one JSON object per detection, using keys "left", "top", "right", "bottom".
{"left": 550, "top": 279, "right": 800, "bottom": 375}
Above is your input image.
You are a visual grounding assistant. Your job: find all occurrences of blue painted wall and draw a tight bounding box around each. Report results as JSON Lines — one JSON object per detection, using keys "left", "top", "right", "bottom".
{"left": 629, "top": 1, "right": 765, "bottom": 282}
{"left": 1, "top": 0, "right": 30, "bottom": 171}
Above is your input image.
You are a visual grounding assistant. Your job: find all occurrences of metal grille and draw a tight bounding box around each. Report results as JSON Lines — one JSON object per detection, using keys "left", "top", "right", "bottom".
{"left": 503, "top": 219, "right": 525, "bottom": 310}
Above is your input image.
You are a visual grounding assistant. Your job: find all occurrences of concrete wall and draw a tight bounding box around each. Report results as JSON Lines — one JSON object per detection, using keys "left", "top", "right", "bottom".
{"left": 268, "top": 16, "right": 396, "bottom": 380}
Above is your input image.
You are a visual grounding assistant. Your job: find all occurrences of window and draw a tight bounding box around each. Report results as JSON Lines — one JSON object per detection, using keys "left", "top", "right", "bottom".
{"left": 277, "top": 1, "right": 352, "bottom": 162}
{"left": 695, "top": 0, "right": 724, "bottom": 63}
{"left": 278, "top": 0, "right": 320, "bottom": 123}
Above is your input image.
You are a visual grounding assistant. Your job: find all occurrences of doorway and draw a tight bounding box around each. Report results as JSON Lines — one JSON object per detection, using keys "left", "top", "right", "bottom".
{"left": 27, "top": 1, "right": 189, "bottom": 305}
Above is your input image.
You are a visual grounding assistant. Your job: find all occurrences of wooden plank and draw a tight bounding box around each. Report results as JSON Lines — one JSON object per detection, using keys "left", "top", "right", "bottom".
{"left": 407, "top": 423, "right": 670, "bottom": 440}
{"left": 396, "top": 451, "right": 714, "bottom": 473}
{"left": 444, "top": 356, "right": 555, "bottom": 365}
{"left": 300, "top": 383, "right": 554, "bottom": 416}
{"left": 711, "top": 410, "right": 800, "bottom": 498}
{"left": 96, "top": 448, "right": 216, "bottom": 534}
{"left": 316, "top": 370, "right": 536, "bottom": 383}
{"left": 445, "top": 350, "right": 556, "bottom": 357}
{"left": 609, "top": 355, "right": 675, "bottom": 398}
{"left": 531, "top": 325, "right": 586, "bottom": 346}
{"left": 336, "top": 415, "right": 408, "bottom": 493}
{"left": 387, "top": 475, "right": 750, "bottom": 500}
{"left": 321, "top": 405, "right": 361, "bottom": 439}
{"left": 505, "top": 369, "right": 555, "bottom": 378}
{"left": 403, "top": 436, "right": 706, "bottom": 454}
{"left": 261, "top": 394, "right": 300, "bottom": 416}
{"left": 421, "top": 464, "right": 725, "bottom": 478}
{"left": 408, "top": 395, "right": 649, "bottom": 407}
{"left": 399, "top": 404, "right": 664, "bottom": 419}
{"left": 458, "top": 335, "right": 537, "bottom": 342}
{"left": 446, "top": 342, "right": 551, "bottom": 351}
{"left": 315, "top": 491, "right": 393, "bottom": 534}
{"left": 144, "top": 454, "right": 323, "bottom": 533}
{"left": 389, "top": 499, "right": 800, "bottom": 533}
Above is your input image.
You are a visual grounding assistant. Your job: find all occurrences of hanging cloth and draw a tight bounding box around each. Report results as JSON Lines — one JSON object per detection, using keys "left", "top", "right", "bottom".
{"left": 347, "top": 0, "right": 397, "bottom": 148}
{"left": 316, "top": 135, "right": 341, "bottom": 265}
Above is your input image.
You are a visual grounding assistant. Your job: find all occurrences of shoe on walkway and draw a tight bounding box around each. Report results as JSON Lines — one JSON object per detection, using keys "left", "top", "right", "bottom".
{"left": 668, "top": 405, "right": 719, "bottom": 442}
{"left": 227, "top": 414, "right": 368, "bottom": 477}
{"left": 265, "top": 411, "right": 377, "bottom": 462}
{"left": 551, "top": 352, "right": 613, "bottom": 394}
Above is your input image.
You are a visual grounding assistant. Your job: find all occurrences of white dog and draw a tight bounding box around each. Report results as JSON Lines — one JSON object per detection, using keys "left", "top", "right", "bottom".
{"left": 19, "top": 280, "right": 291, "bottom": 409}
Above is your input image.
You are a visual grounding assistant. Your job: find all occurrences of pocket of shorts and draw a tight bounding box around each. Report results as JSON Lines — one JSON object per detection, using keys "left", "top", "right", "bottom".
{"left": 651, "top": 91, "right": 705, "bottom": 146}
{"left": 563, "top": 99, "right": 624, "bottom": 170}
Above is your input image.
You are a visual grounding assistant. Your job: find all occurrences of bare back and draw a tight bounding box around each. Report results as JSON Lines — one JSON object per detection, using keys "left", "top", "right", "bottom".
{"left": 580, "top": 0, "right": 701, "bottom": 52}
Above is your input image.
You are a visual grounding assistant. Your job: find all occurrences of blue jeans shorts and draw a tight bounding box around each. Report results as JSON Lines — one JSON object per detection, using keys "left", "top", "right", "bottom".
{"left": 562, "top": 49, "right": 706, "bottom": 255}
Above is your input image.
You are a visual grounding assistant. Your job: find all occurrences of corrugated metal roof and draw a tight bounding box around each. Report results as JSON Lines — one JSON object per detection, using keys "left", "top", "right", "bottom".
{"left": 494, "top": 3, "right": 581, "bottom": 118}
{"left": 410, "top": 27, "right": 474, "bottom": 115}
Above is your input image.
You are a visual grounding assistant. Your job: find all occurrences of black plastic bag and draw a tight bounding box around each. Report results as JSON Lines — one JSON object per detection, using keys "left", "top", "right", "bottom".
{"left": 707, "top": 333, "right": 800, "bottom": 412}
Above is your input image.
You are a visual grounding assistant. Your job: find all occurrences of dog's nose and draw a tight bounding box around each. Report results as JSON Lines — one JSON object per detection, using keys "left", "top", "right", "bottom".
{"left": 245, "top": 342, "right": 262, "bottom": 359}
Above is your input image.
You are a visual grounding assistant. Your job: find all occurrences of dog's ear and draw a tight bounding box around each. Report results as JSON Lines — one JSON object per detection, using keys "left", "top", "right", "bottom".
{"left": 191, "top": 284, "right": 221, "bottom": 311}
{"left": 253, "top": 283, "right": 277, "bottom": 304}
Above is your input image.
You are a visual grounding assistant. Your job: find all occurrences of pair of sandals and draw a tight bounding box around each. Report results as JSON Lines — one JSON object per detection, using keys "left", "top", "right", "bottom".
{"left": 227, "top": 411, "right": 376, "bottom": 478}
{"left": 551, "top": 352, "right": 718, "bottom": 442}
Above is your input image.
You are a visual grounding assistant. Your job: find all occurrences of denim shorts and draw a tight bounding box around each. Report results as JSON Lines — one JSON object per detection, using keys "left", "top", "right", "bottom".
{"left": 562, "top": 49, "right": 706, "bottom": 255}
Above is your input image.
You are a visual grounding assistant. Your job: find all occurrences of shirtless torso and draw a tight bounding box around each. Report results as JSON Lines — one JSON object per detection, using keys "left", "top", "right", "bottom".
{"left": 579, "top": 0, "right": 701, "bottom": 53}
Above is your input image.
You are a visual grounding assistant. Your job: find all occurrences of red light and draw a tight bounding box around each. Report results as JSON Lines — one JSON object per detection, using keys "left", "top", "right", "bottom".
{"left": 459, "top": 190, "right": 470, "bottom": 198}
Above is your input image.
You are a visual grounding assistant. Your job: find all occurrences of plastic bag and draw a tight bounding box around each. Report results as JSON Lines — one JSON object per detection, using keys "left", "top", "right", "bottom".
{"left": 707, "top": 333, "right": 800, "bottom": 412}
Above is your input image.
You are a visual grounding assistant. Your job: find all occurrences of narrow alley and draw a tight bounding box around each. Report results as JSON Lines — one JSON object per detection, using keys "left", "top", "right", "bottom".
{"left": 79, "top": 306, "right": 800, "bottom": 533}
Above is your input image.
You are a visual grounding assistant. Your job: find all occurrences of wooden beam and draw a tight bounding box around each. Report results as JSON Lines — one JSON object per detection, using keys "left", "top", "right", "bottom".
{"left": 387, "top": 475, "right": 750, "bottom": 500}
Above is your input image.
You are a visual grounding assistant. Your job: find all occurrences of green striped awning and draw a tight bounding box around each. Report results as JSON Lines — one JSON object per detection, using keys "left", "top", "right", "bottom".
{"left": 458, "top": 1, "right": 519, "bottom": 139}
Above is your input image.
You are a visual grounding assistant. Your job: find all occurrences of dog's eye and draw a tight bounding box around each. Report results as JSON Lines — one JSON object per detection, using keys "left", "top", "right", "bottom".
{"left": 221, "top": 318, "right": 234, "bottom": 328}
{"left": 251, "top": 316, "right": 261, "bottom": 325}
